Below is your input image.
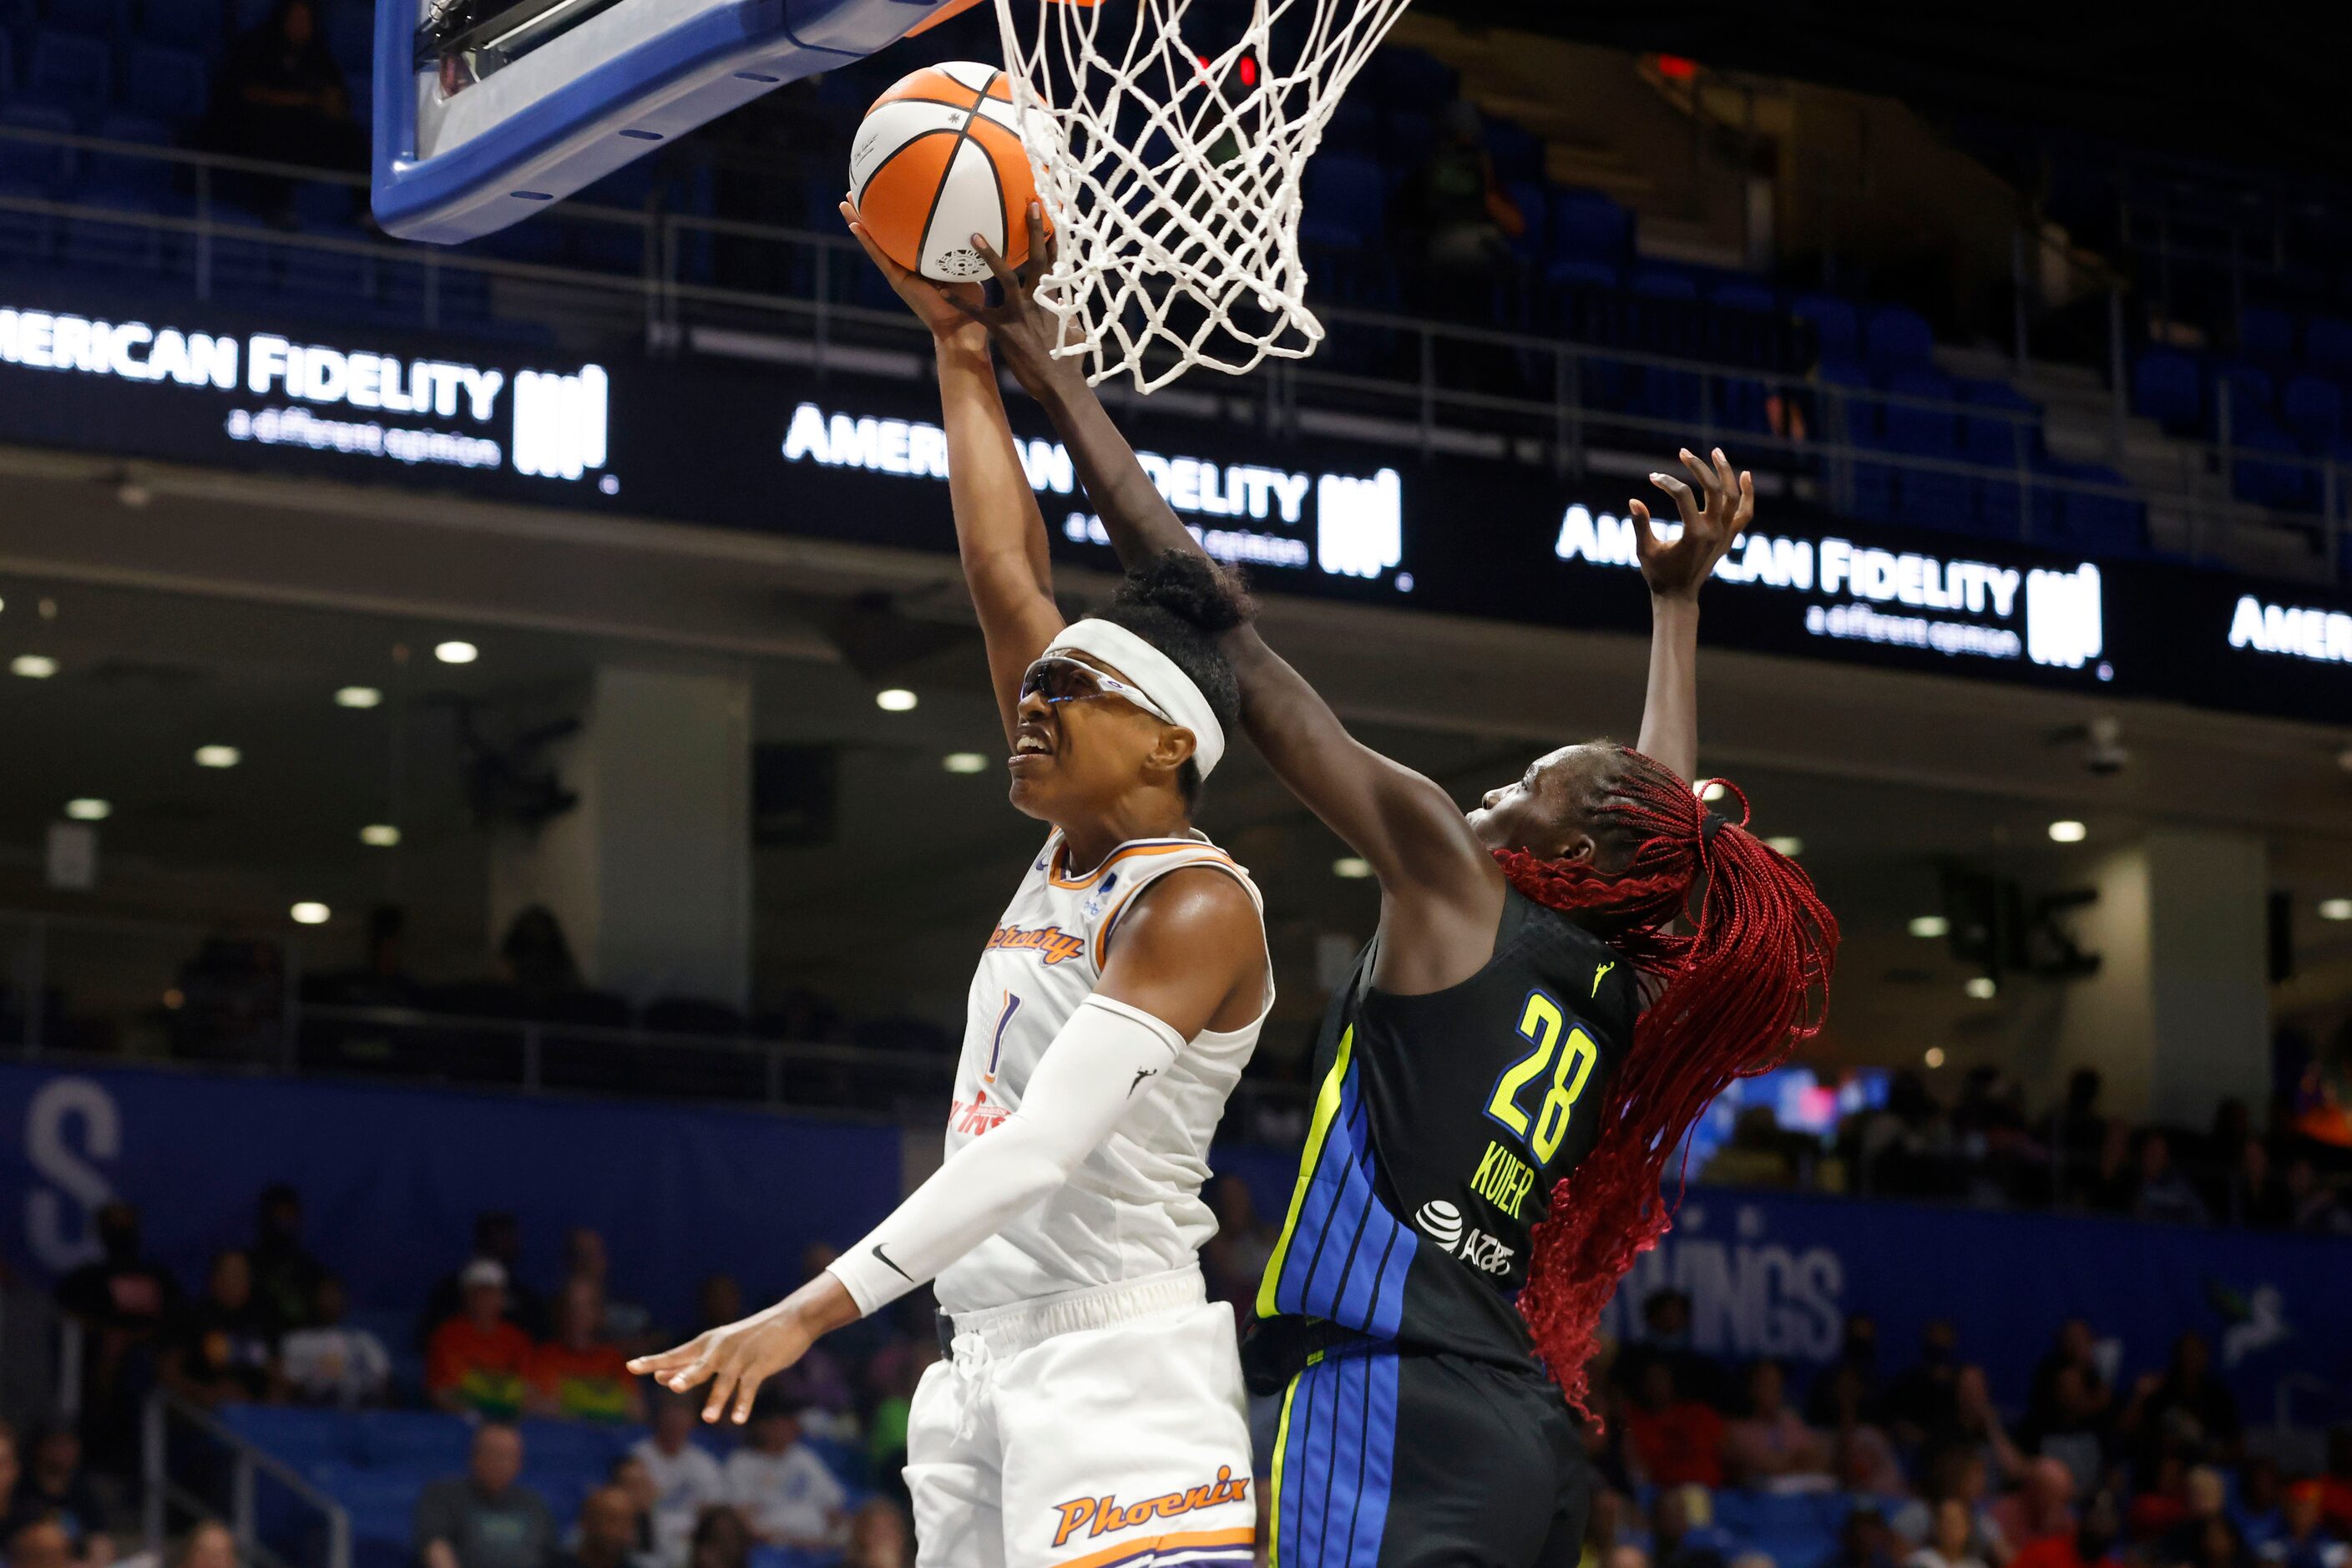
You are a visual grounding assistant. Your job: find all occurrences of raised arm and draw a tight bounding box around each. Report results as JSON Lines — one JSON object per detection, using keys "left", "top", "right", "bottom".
{"left": 843, "top": 204, "right": 1063, "bottom": 746}
{"left": 1631, "top": 448, "right": 1751, "bottom": 783}
{"left": 964, "top": 210, "right": 1505, "bottom": 987}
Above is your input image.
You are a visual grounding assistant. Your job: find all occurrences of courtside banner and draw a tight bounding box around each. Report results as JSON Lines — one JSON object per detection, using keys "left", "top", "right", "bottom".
{"left": 1, "top": 289, "right": 2346, "bottom": 723}
{"left": 0, "top": 1062, "right": 901, "bottom": 1323}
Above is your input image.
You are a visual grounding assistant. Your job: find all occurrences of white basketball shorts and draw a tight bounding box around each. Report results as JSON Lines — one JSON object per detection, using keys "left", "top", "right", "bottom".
{"left": 904, "top": 1267, "right": 1257, "bottom": 1568}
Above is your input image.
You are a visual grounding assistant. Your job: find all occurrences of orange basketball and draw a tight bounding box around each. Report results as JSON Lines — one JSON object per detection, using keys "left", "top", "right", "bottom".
{"left": 849, "top": 62, "right": 1042, "bottom": 282}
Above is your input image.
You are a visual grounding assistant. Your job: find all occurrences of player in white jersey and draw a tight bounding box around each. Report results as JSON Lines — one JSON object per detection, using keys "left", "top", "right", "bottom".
{"left": 630, "top": 207, "right": 1274, "bottom": 1568}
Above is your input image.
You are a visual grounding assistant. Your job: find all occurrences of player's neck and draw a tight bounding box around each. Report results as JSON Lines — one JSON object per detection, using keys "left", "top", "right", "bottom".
{"left": 1057, "top": 797, "right": 1193, "bottom": 877}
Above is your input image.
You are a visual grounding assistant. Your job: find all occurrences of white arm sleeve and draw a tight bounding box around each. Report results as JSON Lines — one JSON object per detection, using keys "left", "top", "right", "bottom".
{"left": 824, "top": 993, "right": 1184, "bottom": 1317}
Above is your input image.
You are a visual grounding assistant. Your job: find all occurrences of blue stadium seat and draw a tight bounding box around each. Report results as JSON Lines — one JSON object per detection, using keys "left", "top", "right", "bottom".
{"left": 222, "top": 1404, "right": 363, "bottom": 1465}
{"left": 1545, "top": 256, "right": 1617, "bottom": 290}
{"left": 1547, "top": 188, "right": 1629, "bottom": 263}
{"left": 1500, "top": 179, "right": 1544, "bottom": 262}
{"left": 1319, "top": 99, "right": 1378, "bottom": 159}
{"left": 1369, "top": 48, "right": 1454, "bottom": 110}
{"left": 1864, "top": 304, "right": 1935, "bottom": 372}
{"left": 1957, "top": 377, "right": 2040, "bottom": 468}
{"left": 1298, "top": 153, "right": 1387, "bottom": 250}
{"left": 124, "top": 43, "right": 209, "bottom": 123}
{"left": 2307, "top": 316, "right": 2352, "bottom": 381}
{"left": 64, "top": 111, "right": 175, "bottom": 271}
{"left": 1626, "top": 262, "right": 1697, "bottom": 301}
{"left": 1484, "top": 118, "right": 1544, "bottom": 184}
{"left": 1378, "top": 110, "right": 1431, "bottom": 174}
{"left": 1708, "top": 279, "right": 1777, "bottom": 314}
{"left": 2210, "top": 361, "right": 2276, "bottom": 442}
{"left": 1791, "top": 294, "right": 1858, "bottom": 366}
{"left": 0, "top": 103, "right": 81, "bottom": 193}
{"left": 2052, "top": 459, "right": 2147, "bottom": 552}
{"left": 2237, "top": 305, "right": 2295, "bottom": 370}
{"left": 2229, "top": 416, "right": 2312, "bottom": 510}
{"left": 24, "top": 29, "right": 114, "bottom": 117}
{"left": 2283, "top": 376, "right": 2344, "bottom": 452}
{"left": 2132, "top": 349, "right": 2201, "bottom": 434}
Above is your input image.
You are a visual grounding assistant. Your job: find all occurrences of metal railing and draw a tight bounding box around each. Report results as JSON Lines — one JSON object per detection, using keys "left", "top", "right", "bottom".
{"left": 145, "top": 1393, "right": 352, "bottom": 1568}
{"left": 1, "top": 125, "right": 2344, "bottom": 575}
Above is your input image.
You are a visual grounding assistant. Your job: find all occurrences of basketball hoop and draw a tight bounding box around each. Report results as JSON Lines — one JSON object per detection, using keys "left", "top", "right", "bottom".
{"left": 989, "top": 0, "right": 1413, "bottom": 392}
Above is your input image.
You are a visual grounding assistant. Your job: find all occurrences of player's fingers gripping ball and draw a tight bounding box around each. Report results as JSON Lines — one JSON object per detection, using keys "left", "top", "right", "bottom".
{"left": 850, "top": 62, "right": 1049, "bottom": 282}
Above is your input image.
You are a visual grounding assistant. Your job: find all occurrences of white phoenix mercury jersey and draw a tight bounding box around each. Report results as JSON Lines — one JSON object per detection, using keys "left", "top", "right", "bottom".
{"left": 933, "top": 829, "right": 1272, "bottom": 1315}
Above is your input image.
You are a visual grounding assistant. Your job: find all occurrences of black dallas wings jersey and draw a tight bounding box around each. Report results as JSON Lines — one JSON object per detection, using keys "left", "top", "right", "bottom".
{"left": 1248, "top": 888, "right": 1637, "bottom": 1378}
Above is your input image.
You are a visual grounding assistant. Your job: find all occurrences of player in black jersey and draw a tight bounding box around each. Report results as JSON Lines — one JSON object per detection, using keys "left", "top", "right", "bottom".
{"left": 920, "top": 209, "right": 1838, "bottom": 1568}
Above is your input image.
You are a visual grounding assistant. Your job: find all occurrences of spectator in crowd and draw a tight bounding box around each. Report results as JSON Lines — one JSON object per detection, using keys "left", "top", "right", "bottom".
{"left": 1947, "top": 1366, "right": 2031, "bottom": 1485}
{"left": 249, "top": 1185, "right": 326, "bottom": 1335}
{"left": 765, "top": 1252, "right": 857, "bottom": 1443}
{"left": 2024, "top": 1319, "right": 2113, "bottom": 1457}
{"left": 630, "top": 1396, "right": 725, "bottom": 1568}
{"left": 2090, "top": 1122, "right": 2137, "bottom": 1214}
{"left": 176, "top": 1520, "right": 238, "bottom": 1568}
{"left": 0, "top": 1424, "right": 28, "bottom": 1544}
{"left": 1819, "top": 1363, "right": 1907, "bottom": 1499}
{"left": 2120, "top": 1334, "right": 2242, "bottom": 1466}
{"left": 1703, "top": 1107, "right": 1798, "bottom": 1188}
{"left": 1808, "top": 1315, "right": 1885, "bottom": 1429}
{"left": 1619, "top": 1290, "right": 1724, "bottom": 1409}
{"left": 6, "top": 1520, "right": 75, "bottom": 1568}
{"left": 1649, "top": 1485, "right": 1727, "bottom": 1568}
{"left": 281, "top": 1276, "right": 391, "bottom": 1407}
{"left": 2236, "top": 1459, "right": 2289, "bottom": 1555}
{"left": 2284, "top": 1160, "right": 2352, "bottom": 1237}
{"left": 2011, "top": 1492, "right": 2128, "bottom": 1568}
{"left": 1387, "top": 98, "right": 1522, "bottom": 317}
{"left": 561, "top": 1232, "right": 652, "bottom": 1355}
{"left": 841, "top": 1500, "right": 912, "bottom": 1568}
{"left": 163, "top": 1251, "right": 279, "bottom": 1408}
{"left": 1907, "top": 1499, "right": 1990, "bottom": 1568}
{"left": 862, "top": 1300, "right": 937, "bottom": 1507}
{"left": 422, "top": 1216, "right": 547, "bottom": 1345}
{"left": 690, "top": 1278, "right": 741, "bottom": 1343}
{"left": 2319, "top": 1429, "right": 2352, "bottom": 1535}
{"left": 2164, "top": 1469, "right": 2242, "bottom": 1565}
{"left": 2047, "top": 1070, "right": 2109, "bottom": 1204}
{"left": 1622, "top": 1359, "right": 1726, "bottom": 1490}
{"left": 500, "top": 908, "right": 582, "bottom": 1009}
{"left": 55, "top": 1202, "right": 180, "bottom": 1469}
{"left": 526, "top": 1280, "right": 641, "bottom": 1424}
{"left": 1722, "top": 1361, "right": 1835, "bottom": 1492}
{"left": 603, "top": 1459, "right": 657, "bottom": 1560}
{"left": 1887, "top": 1322, "right": 1966, "bottom": 1448}
{"left": 2221, "top": 1141, "right": 2293, "bottom": 1231}
{"left": 197, "top": 0, "right": 367, "bottom": 221}
{"left": 551, "top": 1489, "right": 651, "bottom": 1568}
{"left": 685, "top": 1509, "right": 748, "bottom": 1568}
{"left": 2132, "top": 1134, "right": 2212, "bottom": 1227}
{"left": 1822, "top": 1506, "right": 1901, "bottom": 1568}
{"left": 414, "top": 1424, "right": 554, "bottom": 1568}
{"left": 2269, "top": 1480, "right": 2345, "bottom": 1568}
{"left": 427, "top": 1261, "right": 534, "bottom": 1419}
{"left": 2182, "top": 1514, "right": 2253, "bottom": 1568}
{"left": 315, "top": 906, "right": 425, "bottom": 1011}
{"left": 9, "top": 1424, "right": 112, "bottom": 1566}
{"left": 1201, "top": 1176, "right": 1279, "bottom": 1310}
{"left": 1894, "top": 1448, "right": 2010, "bottom": 1565}
{"left": 1992, "top": 1458, "right": 2081, "bottom": 1555}
{"left": 722, "top": 1402, "right": 847, "bottom": 1552}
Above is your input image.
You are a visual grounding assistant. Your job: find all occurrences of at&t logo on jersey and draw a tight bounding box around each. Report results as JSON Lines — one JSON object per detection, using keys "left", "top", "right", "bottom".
{"left": 984, "top": 924, "right": 1087, "bottom": 965}
{"left": 1416, "top": 1197, "right": 1515, "bottom": 1275}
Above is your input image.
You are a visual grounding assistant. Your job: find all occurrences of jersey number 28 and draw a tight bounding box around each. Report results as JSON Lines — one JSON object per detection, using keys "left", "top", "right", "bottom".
{"left": 1485, "top": 990, "right": 1598, "bottom": 1165}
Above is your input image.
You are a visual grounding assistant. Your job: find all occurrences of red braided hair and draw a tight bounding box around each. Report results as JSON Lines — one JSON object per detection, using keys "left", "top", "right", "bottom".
{"left": 1494, "top": 746, "right": 1838, "bottom": 1422}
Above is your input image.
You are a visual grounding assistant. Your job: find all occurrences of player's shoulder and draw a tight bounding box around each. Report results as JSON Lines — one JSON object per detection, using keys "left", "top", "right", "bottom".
{"left": 1100, "top": 859, "right": 1262, "bottom": 963}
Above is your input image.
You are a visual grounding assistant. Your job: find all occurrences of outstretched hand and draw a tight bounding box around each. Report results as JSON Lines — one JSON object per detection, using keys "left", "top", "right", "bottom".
{"left": 839, "top": 198, "right": 987, "bottom": 349}
{"left": 964, "top": 200, "right": 1083, "bottom": 401}
{"left": 626, "top": 1302, "right": 817, "bottom": 1426}
{"left": 1634, "top": 446, "right": 1751, "bottom": 603}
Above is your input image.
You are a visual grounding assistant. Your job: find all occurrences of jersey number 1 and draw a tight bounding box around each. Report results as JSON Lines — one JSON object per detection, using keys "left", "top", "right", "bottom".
{"left": 1485, "top": 990, "right": 1597, "bottom": 1165}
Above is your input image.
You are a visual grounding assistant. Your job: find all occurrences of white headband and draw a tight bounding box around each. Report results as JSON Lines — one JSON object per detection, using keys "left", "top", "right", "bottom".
{"left": 1042, "top": 617, "right": 1227, "bottom": 778}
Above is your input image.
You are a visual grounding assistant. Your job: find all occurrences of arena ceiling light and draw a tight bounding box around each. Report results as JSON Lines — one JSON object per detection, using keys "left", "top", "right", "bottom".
{"left": 11, "top": 655, "right": 58, "bottom": 678}
{"left": 1924, "top": 1047, "right": 1947, "bottom": 1069}
{"left": 1909, "top": 915, "right": 1949, "bottom": 939}
{"left": 290, "top": 902, "right": 331, "bottom": 925}
{"left": 434, "top": 640, "right": 479, "bottom": 665}
{"left": 1965, "top": 977, "right": 1998, "bottom": 999}
{"left": 2320, "top": 898, "right": 2352, "bottom": 923}
{"left": 360, "top": 824, "right": 402, "bottom": 847}
{"left": 1765, "top": 835, "right": 1803, "bottom": 857}
{"left": 1333, "top": 857, "right": 1373, "bottom": 879}
{"left": 941, "top": 752, "right": 988, "bottom": 774}
{"left": 875, "top": 688, "right": 918, "bottom": 712}
{"left": 2046, "top": 819, "right": 2087, "bottom": 843}
{"left": 1697, "top": 781, "right": 1727, "bottom": 802}
{"left": 64, "top": 798, "right": 110, "bottom": 821}
{"left": 336, "top": 685, "right": 384, "bottom": 708}
{"left": 194, "top": 744, "right": 241, "bottom": 769}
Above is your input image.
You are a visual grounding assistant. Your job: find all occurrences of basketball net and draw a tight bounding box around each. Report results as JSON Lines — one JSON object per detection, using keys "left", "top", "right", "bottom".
{"left": 990, "top": 0, "right": 1412, "bottom": 392}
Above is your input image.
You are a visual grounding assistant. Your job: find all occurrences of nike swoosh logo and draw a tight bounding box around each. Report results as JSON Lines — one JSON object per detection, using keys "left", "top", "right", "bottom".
{"left": 871, "top": 1244, "right": 911, "bottom": 1281}
{"left": 1128, "top": 1067, "right": 1161, "bottom": 1098}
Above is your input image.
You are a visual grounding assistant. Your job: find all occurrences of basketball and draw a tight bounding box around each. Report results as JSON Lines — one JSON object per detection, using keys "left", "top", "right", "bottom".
{"left": 849, "top": 62, "right": 1042, "bottom": 282}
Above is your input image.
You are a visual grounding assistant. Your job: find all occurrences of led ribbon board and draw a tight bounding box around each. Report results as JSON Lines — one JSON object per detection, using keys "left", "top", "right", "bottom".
{"left": 373, "top": 0, "right": 948, "bottom": 243}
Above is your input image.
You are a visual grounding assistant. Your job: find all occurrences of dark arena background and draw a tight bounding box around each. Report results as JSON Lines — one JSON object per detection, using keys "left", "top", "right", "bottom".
{"left": 0, "top": 2, "right": 2348, "bottom": 1568}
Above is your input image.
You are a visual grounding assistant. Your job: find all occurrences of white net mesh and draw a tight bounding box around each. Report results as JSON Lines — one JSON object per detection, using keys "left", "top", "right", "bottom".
{"left": 990, "top": 0, "right": 1412, "bottom": 392}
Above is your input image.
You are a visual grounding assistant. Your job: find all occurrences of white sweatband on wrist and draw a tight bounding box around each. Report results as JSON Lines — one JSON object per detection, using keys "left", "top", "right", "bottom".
{"left": 825, "top": 991, "right": 1190, "bottom": 1318}
{"left": 1044, "top": 618, "right": 1226, "bottom": 777}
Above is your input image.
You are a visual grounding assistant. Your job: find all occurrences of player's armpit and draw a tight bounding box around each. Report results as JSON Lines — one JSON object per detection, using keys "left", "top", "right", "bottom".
{"left": 1092, "top": 865, "right": 1267, "bottom": 1038}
